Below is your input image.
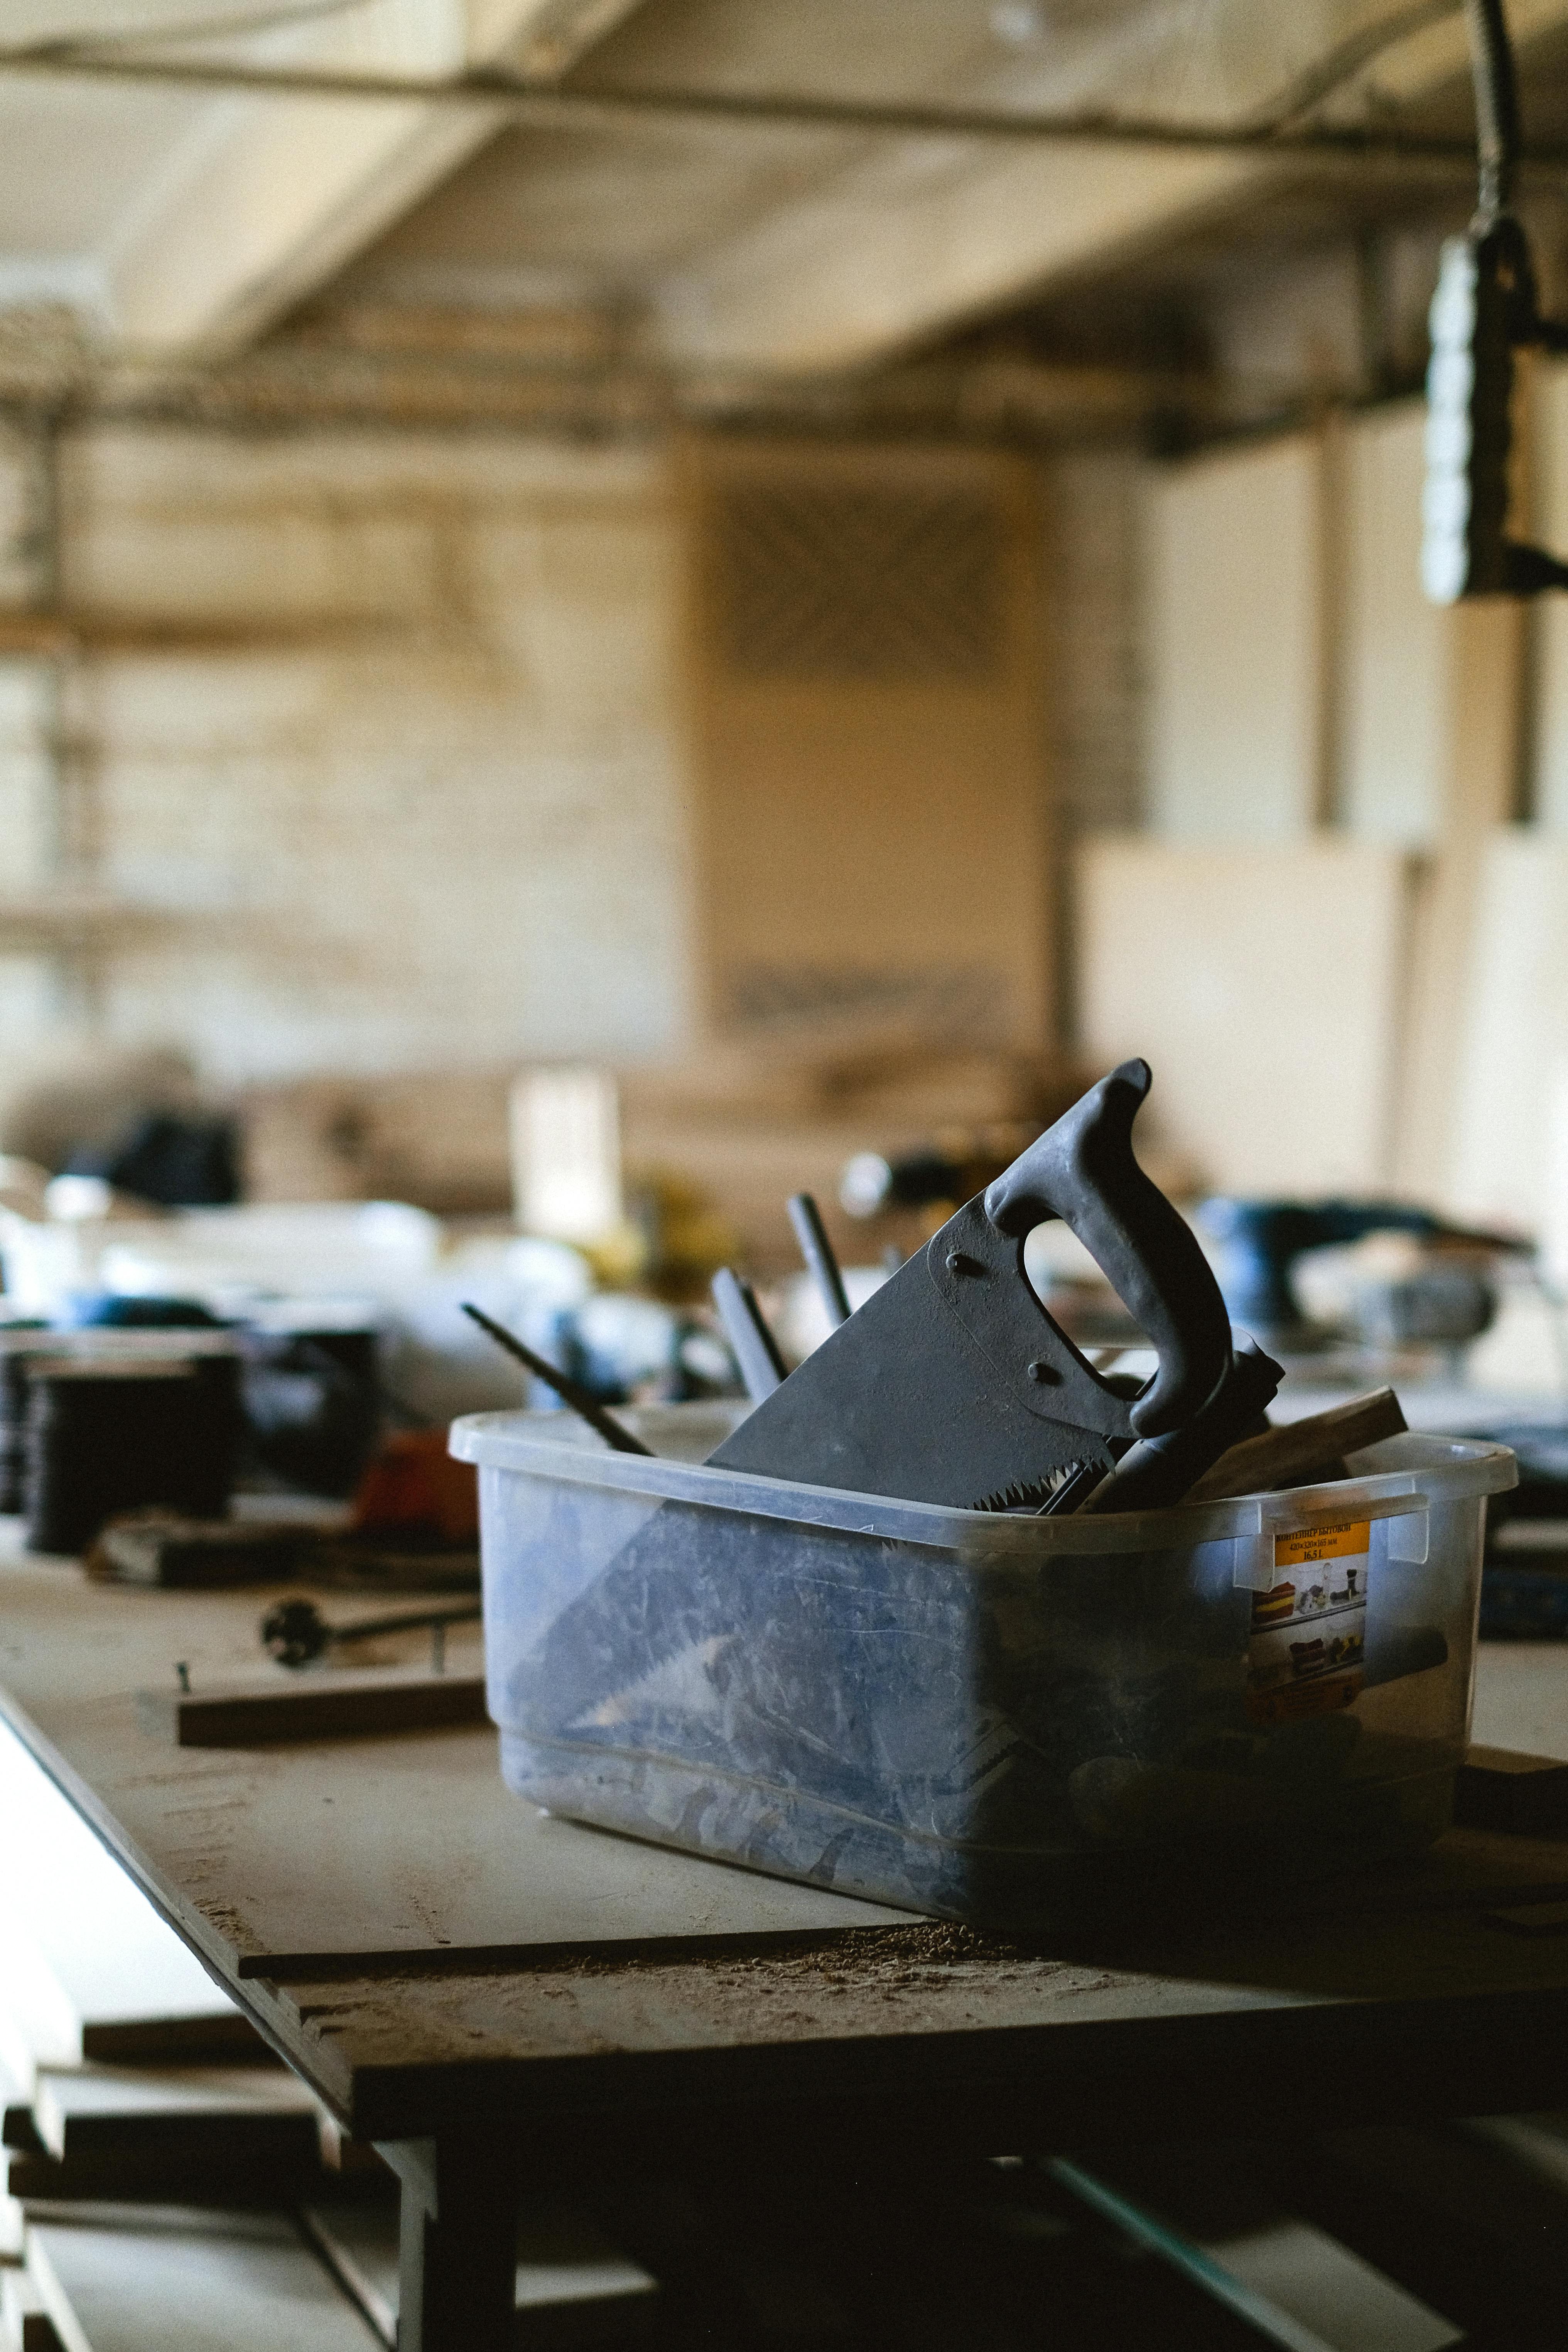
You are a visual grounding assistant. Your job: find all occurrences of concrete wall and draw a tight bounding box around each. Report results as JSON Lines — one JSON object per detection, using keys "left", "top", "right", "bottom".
{"left": 1, "top": 424, "right": 695, "bottom": 1085}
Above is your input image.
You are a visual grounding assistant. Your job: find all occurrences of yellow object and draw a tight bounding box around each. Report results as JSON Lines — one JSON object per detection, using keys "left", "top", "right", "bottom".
{"left": 1274, "top": 1519, "right": 1371, "bottom": 1570}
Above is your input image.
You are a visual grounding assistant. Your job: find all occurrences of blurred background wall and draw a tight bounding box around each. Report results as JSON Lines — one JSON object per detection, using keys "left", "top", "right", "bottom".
{"left": 2, "top": 0, "right": 1568, "bottom": 1267}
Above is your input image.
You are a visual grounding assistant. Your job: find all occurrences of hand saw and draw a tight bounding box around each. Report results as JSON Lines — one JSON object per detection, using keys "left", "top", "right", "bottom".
{"left": 707, "top": 1059, "right": 1236, "bottom": 1511}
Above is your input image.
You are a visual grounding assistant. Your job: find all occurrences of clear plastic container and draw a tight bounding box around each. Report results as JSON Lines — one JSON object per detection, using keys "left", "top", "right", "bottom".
{"left": 450, "top": 1405, "right": 1516, "bottom": 1925}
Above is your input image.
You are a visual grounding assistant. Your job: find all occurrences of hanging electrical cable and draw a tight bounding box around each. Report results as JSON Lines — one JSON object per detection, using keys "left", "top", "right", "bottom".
{"left": 1423, "top": 0, "right": 1568, "bottom": 600}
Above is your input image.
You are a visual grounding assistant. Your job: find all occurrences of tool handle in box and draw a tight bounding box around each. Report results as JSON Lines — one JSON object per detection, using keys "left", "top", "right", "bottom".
{"left": 984, "top": 1059, "right": 1232, "bottom": 1439}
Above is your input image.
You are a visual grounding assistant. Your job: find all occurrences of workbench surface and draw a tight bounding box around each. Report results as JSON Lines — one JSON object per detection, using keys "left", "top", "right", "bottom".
{"left": 5, "top": 1540, "right": 1568, "bottom": 2152}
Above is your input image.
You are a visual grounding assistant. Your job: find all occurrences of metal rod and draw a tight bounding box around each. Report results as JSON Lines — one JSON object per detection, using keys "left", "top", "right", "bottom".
{"left": 0, "top": 45, "right": 1557, "bottom": 173}
{"left": 787, "top": 1192, "right": 851, "bottom": 1329}
{"left": 461, "top": 1302, "right": 652, "bottom": 1455}
{"left": 262, "top": 1595, "right": 481, "bottom": 1668}
{"left": 711, "top": 1268, "right": 787, "bottom": 1405}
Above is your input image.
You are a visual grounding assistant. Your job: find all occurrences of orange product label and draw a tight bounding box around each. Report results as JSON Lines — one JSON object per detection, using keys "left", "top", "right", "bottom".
{"left": 1246, "top": 1671, "right": 1363, "bottom": 1729}
{"left": 1274, "top": 1518, "right": 1371, "bottom": 1572}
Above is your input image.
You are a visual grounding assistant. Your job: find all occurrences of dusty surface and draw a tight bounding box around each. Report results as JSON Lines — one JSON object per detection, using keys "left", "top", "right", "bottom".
{"left": 10, "top": 1539, "right": 1568, "bottom": 2146}
{"left": 0, "top": 1548, "right": 900, "bottom": 1982}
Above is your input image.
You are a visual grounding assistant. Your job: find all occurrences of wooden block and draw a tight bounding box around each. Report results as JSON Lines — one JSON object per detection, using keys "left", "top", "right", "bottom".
{"left": 7, "top": 2148, "right": 321, "bottom": 2207}
{"left": 25, "top": 2207, "right": 381, "bottom": 2352}
{"left": 0, "top": 2051, "right": 21, "bottom": 2261}
{"left": 1186, "top": 1388, "right": 1408, "bottom": 1503}
{"left": 1146, "top": 434, "right": 1324, "bottom": 844}
{"left": 1447, "top": 832, "right": 1568, "bottom": 1256}
{"left": 1076, "top": 838, "right": 1413, "bottom": 1196}
{"left": 86, "top": 1517, "right": 307, "bottom": 1591}
{"left": 135, "top": 1670, "right": 489, "bottom": 1749}
{"left": 304, "top": 2198, "right": 658, "bottom": 2350}
{"left": 0, "top": 1723, "right": 250, "bottom": 2090}
{"left": 30, "top": 2067, "right": 319, "bottom": 2170}
{"left": 1456, "top": 1746, "right": 1568, "bottom": 1839}
{"left": 1, "top": 2263, "right": 65, "bottom": 2352}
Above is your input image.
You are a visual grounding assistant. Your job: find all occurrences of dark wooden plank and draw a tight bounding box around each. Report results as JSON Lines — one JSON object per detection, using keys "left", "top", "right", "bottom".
{"left": 135, "top": 1670, "right": 488, "bottom": 1747}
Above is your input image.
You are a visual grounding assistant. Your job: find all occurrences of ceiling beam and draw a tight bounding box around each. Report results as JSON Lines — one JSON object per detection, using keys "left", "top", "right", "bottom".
{"left": 644, "top": 0, "right": 1568, "bottom": 375}
{"left": 651, "top": 144, "right": 1270, "bottom": 375}
{"left": 93, "top": 0, "right": 643, "bottom": 356}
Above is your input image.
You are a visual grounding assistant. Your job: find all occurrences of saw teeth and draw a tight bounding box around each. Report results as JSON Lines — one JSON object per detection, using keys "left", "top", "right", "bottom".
{"left": 972, "top": 1469, "right": 1083, "bottom": 1515}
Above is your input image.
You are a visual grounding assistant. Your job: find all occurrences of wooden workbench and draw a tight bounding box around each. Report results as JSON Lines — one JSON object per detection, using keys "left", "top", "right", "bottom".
{"left": 4, "top": 1543, "right": 1568, "bottom": 2350}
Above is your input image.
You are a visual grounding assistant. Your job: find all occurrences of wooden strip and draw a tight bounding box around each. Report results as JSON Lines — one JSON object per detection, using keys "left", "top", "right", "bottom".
{"left": 30, "top": 2066, "right": 319, "bottom": 2168}
{"left": 1185, "top": 1388, "right": 1407, "bottom": 1503}
{"left": 0, "top": 2262, "right": 65, "bottom": 2352}
{"left": 7, "top": 2147, "right": 323, "bottom": 2206}
{"left": 0, "top": 1722, "right": 247, "bottom": 2087}
{"left": 26, "top": 2208, "right": 381, "bottom": 2352}
{"left": 135, "top": 1671, "right": 488, "bottom": 1749}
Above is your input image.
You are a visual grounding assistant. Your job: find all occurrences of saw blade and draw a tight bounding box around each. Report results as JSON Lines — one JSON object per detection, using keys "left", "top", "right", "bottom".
{"left": 708, "top": 1221, "right": 1128, "bottom": 1508}
{"left": 970, "top": 1467, "right": 1088, "bottom": 1515}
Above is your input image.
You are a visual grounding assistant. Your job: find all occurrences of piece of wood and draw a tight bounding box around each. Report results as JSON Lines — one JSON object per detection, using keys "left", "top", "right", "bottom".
{"left": 1147, "top": 434, "right": 1325, "bottom": 844}
{"left": 87, "top": 1517, "right": 308, "bottom": 1591}
{"left": 1391, "top": 606, "right": 1525, "bottom": 1202}
{"left": 0, "top": 1545, "right": 904, "bottom": 1980}
{"left": 303, "top": 2197, "right": 658, "bottom": 2350}
{"left": 30, "top": 2065, "right": 319, "bottom": 2169}
{"left": 1446, "top": 832, "right": 1568, "bottom": 1250}
{"left": 0, "top": 1720, "right": 252, "bottom": 2090}
{"left": 1185, "top": 1387, "right": 1408, "bottom": 1503}
{"left": 25, "top": 2207, "right": 381, "bottom": 2352}
{"left": 1341, "top": 402, "right": 1453, "bottom": 849}
{"left": 0, "top": 2047, "right": 22, "bottom": 2269}
{"left": 390, "top": 2133, "right": 520, "bottom": 2352}
{"left": 686, "top": 438, "right": 1052, "bottom": 1054}
{"left": 1076, "top": 838, "right": 1414, "bottom": 1195}
{"left": 135, "top": 1670, "right": 489, "bottom": 1749}
{"left": 1456, "top": 1746, "right": 1568, "bottom": 1839}
{"left": 0, "top": 2262, "right": 65, "bottom": 2352}
{"left": 6, "top": 2146, "right": 321, "bottom": 2207}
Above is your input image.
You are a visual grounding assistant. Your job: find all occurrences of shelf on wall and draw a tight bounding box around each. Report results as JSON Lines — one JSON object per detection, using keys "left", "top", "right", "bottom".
{"left": 0, "top": 892, "right": 181, "bottom": 946}
{"left": 0, "top": 607, "right": 410, "bottom": 658}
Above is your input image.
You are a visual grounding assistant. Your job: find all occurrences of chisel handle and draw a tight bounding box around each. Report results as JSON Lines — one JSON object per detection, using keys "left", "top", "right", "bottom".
{"left": 712, "top": 1269, "right": 787, "bottom": 1404}
{"left": 787, "top": 1192, "right": 852, "bottom": 1327}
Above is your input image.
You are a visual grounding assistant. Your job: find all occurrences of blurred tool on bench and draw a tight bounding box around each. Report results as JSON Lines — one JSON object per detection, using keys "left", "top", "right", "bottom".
{"left": 1198, "top": 1197, "right": 1530, "bottom": 1359}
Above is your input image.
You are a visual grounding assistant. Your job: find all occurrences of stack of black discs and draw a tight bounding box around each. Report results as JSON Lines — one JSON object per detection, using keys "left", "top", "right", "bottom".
{"left": 0, "top": 1338, "right": 40, "bottom": 1514}
{"left": 23, "top": 1352, "right": 243, "bottom": 1556}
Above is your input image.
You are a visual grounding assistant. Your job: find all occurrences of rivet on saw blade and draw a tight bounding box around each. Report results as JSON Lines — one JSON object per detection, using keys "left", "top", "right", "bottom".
{"left": 1026, "top": 1358, "right": 1058, "bottom": 1383}
{"left": 946, "top": 1250, "right": 982, "bottom": 1276}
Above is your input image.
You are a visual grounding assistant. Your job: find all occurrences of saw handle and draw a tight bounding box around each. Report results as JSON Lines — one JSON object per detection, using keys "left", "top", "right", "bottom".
{"left": 983, "top": 1059, "right": 1232, "bottom": 1438}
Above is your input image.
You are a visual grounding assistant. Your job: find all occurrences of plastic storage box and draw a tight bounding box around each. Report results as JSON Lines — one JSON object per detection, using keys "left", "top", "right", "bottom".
{"left": 451, "top": 1405, "right": 1516, "bottom": 1923}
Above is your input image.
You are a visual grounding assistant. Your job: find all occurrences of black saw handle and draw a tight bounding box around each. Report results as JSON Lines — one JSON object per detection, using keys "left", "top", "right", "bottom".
{"left": 984, "top": 1058, "right": 1231, "bottom": 1438}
